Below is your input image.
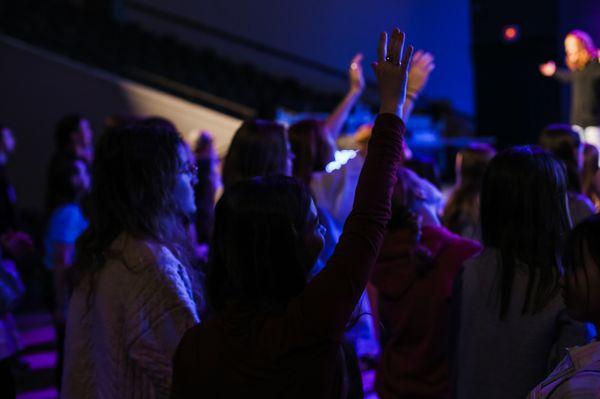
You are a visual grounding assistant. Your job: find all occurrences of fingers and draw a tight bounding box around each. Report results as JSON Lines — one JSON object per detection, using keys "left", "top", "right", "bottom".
{"left": 375, "top": 28, "right": 412, "bottom": 72}
{"left": 377, "top": 32, "right": 387, "bottom": 64}
{"left": 421, "top": 52, "right": 434, "bottom": 65}
{"left": 351, "top": 53, "right": 363, "bottom": 66}
{"left": 387, "top": 28, "right": 404, "bottom": 65}
{"left": 413, "top": 51, "right": 434, "bottom": 68}
{"left": 401, "top": 45, "right": 415, "bottom": 75}
{"left": 412, "top": 50, "right": 424, "bottom": 63}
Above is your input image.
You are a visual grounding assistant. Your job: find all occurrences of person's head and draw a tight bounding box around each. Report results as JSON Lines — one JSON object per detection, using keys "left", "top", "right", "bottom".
{"left": 104, "top": 114, "right": 142, "bottom": 132}
{"left": 207, "top": 175, "right": 324, "bottom": 311}
{"left": 390, "top": 167, "right": 441, "bottom": 230}
{"left": 142, "top": 116, "right": 178, "bottom": 133}
{"left": 0, "top": 125, "right": 16, "bottom": 155}
{"left": 481, "top": 146, "right": 570, "bottom": 318}
{"left": 141, "top": 117, "right": 197, "bottom": 218}
{"left": 55, "top": 114, "right": 93, "bottom": 152}
{"left": 539, "top": 124, "right": 583, "bottom": 192}
{"left": 46, "top": 156, "right": 91, "bottom": 211}
{"left": 443, "top": 143, "right": 496, "bottom": 234}
{"left": 194, "top": 131, "right": 221, "bottom": 192}
{"left": 74, "top": 123, "right": 195, "bottom": 281}
{"left": 455, "top": 143, "right": 496, "bottom": 186}
{"left": 582, "top": 143, "right": 600, "bottom": 199}
{"left": 565, "top": 30, "right": 597, "bottom": 71}
{"left": 288, "top": 119, "right": 334, "bottom": 186}
{"left": 562, "top": 214, "right": 600, "bottom": 324}
{"left": 222, "top": 119, "right": 292, "bottom": 189}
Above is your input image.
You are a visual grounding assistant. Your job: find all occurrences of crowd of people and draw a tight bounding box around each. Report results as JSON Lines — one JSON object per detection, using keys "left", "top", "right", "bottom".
{"left": 1, "top": 27, "right": 600, "bottom": 399}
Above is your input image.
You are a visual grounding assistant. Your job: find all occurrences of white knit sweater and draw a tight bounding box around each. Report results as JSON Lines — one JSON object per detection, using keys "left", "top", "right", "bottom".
{"left": 62, "top": 234, "right": 200, "bottom": 398}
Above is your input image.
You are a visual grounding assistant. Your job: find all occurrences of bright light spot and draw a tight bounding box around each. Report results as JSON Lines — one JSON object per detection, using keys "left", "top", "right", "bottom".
{"left": 325, "top": 150, "right": 358, "bottom": 173}
{"left": 503, "top": 25, "right": 520, "bottom": 42}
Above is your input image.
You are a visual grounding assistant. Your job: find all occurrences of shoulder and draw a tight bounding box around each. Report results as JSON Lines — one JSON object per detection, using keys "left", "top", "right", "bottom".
{"left": 460, "top": 247, "right": 497, "bottom": 287}
{"left": 109, "top": 234, "right": 180, "bottom": 275}
{"left": 108, "top": 235, "right": 199, "bottom": 321}
{"left": 107, "top": 234, "right": 194, "bottom": 302}
{"left": 424, "top": 226, "right": 481, "bottom": 259}
{"left": 543, "top": 363, "right": 600, "bottom": 399}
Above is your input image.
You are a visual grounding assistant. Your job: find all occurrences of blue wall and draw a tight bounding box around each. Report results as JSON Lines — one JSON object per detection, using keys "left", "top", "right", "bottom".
{"left": 127, "top": 0, "right": 474, "bottom": 115}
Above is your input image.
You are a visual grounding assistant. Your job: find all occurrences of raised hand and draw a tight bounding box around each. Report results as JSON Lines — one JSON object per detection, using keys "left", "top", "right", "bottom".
{"left": 349, "top": 53, "right": 365, "bottom": 94}
{"left": 539, "top": 61, "right": 556, "bottom": 77}
{"left": 195, "top": 131, "right": 216, "bottom": 161}
{"left": 407, "top": 50, "right": 435, "bottom": 97}
{"left": 371, "top": 28, "right": 414, "bottom": 118}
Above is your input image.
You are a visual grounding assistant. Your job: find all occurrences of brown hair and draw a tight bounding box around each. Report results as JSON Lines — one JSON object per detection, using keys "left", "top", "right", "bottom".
{"left": 443, "top": 143, "right": 496, "bottom": 235}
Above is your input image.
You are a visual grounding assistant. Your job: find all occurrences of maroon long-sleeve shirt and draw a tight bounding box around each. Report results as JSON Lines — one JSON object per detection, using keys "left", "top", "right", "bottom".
{"left": 171, "top": 113, "right": 405, "bottom": 399}
{"left": 371, "top": 226, "right": 481, "bottom": 399}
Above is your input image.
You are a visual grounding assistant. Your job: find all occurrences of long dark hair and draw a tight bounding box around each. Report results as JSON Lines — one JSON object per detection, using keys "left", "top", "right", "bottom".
{"left": 563, "top": 214, "right": 600, "bottom": 318}
{"left": 539, "top": 124, "right": 582, "bottom": 193}
{"left": 206, "top": 175, "right": 313, "bottom": 311}
{"left": 443, "top": 144, "right": 496, "bottom": 234}
{"left": 221, "top": 120, "right": 290, "bottom": 189}
{"left": 480, "top": 146, "right": 569, "bottom": 318}
{"left": 73, "top": 124, "right": 188, "bottom": 288}
{"left": 288, "top": 119, "right": 333, "bottom": 187}
{"left": 582, "top": 143, "right": 599, "bottom": 200}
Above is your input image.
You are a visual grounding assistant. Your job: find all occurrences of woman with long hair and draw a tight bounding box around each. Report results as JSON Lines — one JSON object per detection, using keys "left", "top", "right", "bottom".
{"left": 443, "top": 143, "right": 496, "bottom": 240}
{"left": 582, "top": 143, "right": 600, "bottom": 211}
{"left": 288, "top": 65, "right": 378, "bottom": 365}
{"left": 539, "top": 124, "right": 595, "bottom": 225}
{"left": 171, "top": 28, "right": 413, "bottom": 398}
{"left": 529, "top": 214, "right": 600, "bottom": 398}
{"left": 61, "top": 123, "right": 200, "bottom": 398}
{"left": 221, "top": 119, "right": 292, "bottom": 190}
{"left": 454, "top": 147, "right": 589, "bottom": 399}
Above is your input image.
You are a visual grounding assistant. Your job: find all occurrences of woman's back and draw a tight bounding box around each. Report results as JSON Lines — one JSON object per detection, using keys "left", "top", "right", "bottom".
{"left": 62, "top": 234, "right": 199, "bottom": 399}
{"left": 173, "top": 112, "right": 405, "bottom": 399}
{"left": 455, "top": 248, "right": 588, "bottom": 399}
{"left": 174, "top": 303, "right": 349, "bottom": 398}
{"left": 373, "top": 226, "right": 480, "bottom": 399}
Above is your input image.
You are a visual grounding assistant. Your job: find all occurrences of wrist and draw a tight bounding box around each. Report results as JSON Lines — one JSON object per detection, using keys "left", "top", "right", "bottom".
{"left": 406, "top": 87, "right": 420, "bottom": 99}
{"left": 349, "top": 87, "right": 364, "bottom": 97}
{"left": 379, "top": 101, "right": 404, "bottom": 118}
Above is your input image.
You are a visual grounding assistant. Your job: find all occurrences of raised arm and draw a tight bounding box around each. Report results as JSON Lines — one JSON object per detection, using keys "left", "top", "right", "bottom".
{"left": 403, "top": 50, "right": 435, "bottom": 120}
{"left": 284, "top": 28, "right": 413, "bottom": 344}
{"left": 323, "top": 54, "right": 365, "bottom": 142}
{"left": 540, "top": 61, "right": 572, "bottom": 83}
